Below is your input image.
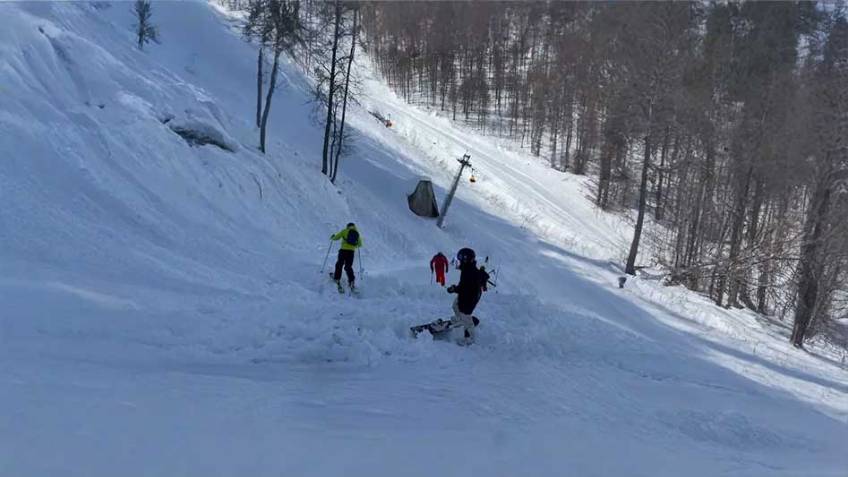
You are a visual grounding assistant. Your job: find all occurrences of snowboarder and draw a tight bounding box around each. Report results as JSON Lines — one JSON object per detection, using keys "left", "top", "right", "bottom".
{"left": 330, "top": 223, "right": 362, "bottom": 292}
{"left": 446, "top": 247, "right": 486, "bottom": 343}
{"left": 430, "top": 252, "right": 449, "bottom": 286}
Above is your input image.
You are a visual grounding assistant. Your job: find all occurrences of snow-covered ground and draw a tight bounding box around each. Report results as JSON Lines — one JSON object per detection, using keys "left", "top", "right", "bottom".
{"left": 1, "top": 2, "right": 846, "bottom": 476}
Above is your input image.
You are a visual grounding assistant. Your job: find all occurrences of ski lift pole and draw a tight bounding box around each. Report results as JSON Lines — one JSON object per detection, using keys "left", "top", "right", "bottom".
{"left": 436, "top": 154, "right": 472, "bottom": 229}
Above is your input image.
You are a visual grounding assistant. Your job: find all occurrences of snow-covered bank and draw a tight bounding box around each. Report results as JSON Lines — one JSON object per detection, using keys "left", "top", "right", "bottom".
{"left": 1, "top": 2, "right": 846, "bottom": 476}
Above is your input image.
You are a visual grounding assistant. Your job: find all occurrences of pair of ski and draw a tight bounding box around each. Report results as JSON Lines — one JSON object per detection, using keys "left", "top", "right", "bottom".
{"left": 336, "top": 281, "right": 359, "bottom": 297}
{"left": 329, "top": 274, "right": 359, "bottom": 296}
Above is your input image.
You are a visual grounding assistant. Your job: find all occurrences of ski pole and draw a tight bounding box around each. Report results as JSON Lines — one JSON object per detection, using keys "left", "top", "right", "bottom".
{"left": 358, "top": 248, "right": 364, "bottom": 277}
{"left": 320, "top": 240, "right": 334, "bottom": 273}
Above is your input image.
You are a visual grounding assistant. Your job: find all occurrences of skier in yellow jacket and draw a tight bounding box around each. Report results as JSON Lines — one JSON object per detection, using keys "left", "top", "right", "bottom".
{"left": 330, "top": 223, "right": 363, "bottom": 290}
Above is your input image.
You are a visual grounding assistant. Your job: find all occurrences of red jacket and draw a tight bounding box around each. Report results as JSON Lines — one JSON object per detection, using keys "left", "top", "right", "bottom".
{"left": 430, "top": 253, "right": 449, "bottom": 274}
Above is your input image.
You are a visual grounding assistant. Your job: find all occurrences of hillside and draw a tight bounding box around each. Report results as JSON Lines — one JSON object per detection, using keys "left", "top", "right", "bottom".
{"left": 1, "top": 2, "right": 846, "bottom": 476}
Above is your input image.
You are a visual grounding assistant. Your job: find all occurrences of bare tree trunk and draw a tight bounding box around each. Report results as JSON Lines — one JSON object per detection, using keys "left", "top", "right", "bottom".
{"left": 724, "top": 166, "right": 752, "bottom": 308}
{"left": 331, "top": 8, "right": 358, "bottom": 184}
{"left": 321, "top": 0, "right": 342, "bottom": 176}
{"left": 549, "top": 110, "right": 560, "bottom": 169}
{"left": 328, "top": 107, "right": 338, "bottom": 176}
{"left": 756, "top": 235, "right": 771, "bottom": 314}
{"left": 562, "top": 109, "right": 573, "bottom": 171}
{"left": 256, "top": 47, "right": 264, "bottom": 128}
{"left": 655, "top": 127, "right": 671, "bottom": 221}
{"left": 792, "top": 180, "right": 832, "bottom": 347}
{"left": 684, "top": 140, "right": 714, "bottom": 275}
{"left": 739, "top": 179, "right": 765, "bottom": 309}
{"left": 259, "top": 50, "right": 280, "bottom": 154}
{"left": 597, "top": 141, "right": 613, "bottom": 208}
{"left": 625, "top": 134, "right": 652, "bottom": 275}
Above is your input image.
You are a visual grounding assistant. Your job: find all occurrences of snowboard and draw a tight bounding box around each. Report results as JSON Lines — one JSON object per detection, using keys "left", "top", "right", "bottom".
{"left": 410, "top": 316, "right": 480, "bottom": 339}
{"left": 410, "top": 318, "right": 455, "bottom": 338}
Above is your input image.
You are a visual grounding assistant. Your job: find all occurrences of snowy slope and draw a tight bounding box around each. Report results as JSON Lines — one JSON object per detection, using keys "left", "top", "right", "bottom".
{"left": 1, "top": 2, "right": 847, "bottom": 476}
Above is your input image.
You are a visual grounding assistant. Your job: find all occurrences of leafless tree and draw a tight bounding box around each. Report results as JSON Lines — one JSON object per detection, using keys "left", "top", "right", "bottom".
{"left": 244, "top": 0, "right": 304, "bottom": 154}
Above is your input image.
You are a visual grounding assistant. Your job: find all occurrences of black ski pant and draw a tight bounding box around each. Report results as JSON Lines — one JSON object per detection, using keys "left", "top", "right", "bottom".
{"left": 334, "top": 249, "right": 355, "bottom": 283}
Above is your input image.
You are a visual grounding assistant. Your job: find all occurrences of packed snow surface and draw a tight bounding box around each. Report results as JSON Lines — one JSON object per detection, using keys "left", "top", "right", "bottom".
{"left": 1, "top": 2, "right": 846, "bottom": 476}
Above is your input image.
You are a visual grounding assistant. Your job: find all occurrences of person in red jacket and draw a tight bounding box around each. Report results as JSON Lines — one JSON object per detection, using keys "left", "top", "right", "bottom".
{"left": 430, "top": 252, "right": 449, "bottom": 286}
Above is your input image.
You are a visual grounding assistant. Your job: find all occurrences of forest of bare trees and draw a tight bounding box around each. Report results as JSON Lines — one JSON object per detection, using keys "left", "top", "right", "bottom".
{"left": 360, "top": 1, "right": 848, "bottom": 347}
{"left": 241, "top": 0, "right": 360, "bottom": 183}
{"left": 229, "top": 0, "right": 847, "bottom": 348}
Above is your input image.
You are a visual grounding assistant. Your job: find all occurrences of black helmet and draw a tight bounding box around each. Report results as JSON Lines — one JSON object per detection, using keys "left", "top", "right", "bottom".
{"left": 457, "top": 247, "right": 476, "bottom": 264}
{"left": 347, "top": 222, "right": 355, "bottom": 228}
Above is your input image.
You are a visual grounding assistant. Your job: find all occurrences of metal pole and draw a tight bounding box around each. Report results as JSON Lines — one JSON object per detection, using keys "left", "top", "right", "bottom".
{"left": 320, "top": 240, "right": 334, "bottom": 273}
{"left": 437, "top": 154, "right": 471, "bottom": 228}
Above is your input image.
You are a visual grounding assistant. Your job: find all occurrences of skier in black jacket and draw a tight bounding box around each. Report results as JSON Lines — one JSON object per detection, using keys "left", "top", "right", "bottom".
{"left": 447, "top": 247, "right": 485, "bottom": 342}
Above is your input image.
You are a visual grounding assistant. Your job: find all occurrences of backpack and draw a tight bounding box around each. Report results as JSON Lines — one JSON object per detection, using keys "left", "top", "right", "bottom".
{"left": 345, "top": 228, "right": 360, "bottom": 246}
{"left": 478, "top": 268, "right": 490, "bottom": 291}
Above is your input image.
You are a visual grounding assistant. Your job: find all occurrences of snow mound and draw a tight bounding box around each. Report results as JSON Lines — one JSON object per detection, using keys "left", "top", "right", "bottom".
{"left": 166, "top": 116, "right": 239, "bottom": 152}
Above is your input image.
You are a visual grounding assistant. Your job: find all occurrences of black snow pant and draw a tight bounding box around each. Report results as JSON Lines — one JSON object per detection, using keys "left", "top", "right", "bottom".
{"left": 333, "top": 249, "right": 355, "bottom": 284}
